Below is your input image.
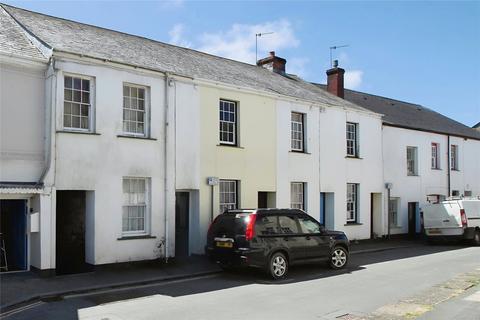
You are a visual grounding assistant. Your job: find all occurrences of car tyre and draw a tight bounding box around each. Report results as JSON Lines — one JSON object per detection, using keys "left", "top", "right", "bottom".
{"left": 329, "top": 246, "right": 348, "bottom": 269}
{"left": 268, "top": 252, "right": 288, "bottom": 280}
{"left": 473, "top": 229, "right": 480, "bottom": 246}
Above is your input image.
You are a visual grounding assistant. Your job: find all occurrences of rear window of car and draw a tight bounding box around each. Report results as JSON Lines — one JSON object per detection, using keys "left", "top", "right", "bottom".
{"left": 211, "top": 212, "right": 252, "bottom": 235}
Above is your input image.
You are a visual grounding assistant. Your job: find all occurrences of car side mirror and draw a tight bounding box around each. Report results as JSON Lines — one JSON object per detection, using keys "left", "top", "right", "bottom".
{"left": 319, "top": 225, "right": 326, "bottom": 234}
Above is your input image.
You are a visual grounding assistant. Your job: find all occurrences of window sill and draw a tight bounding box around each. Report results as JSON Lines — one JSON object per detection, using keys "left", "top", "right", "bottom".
{"left": 57, "top": 130, "right": 100, "bottom": 135}
{"left": 117, "top": 235, "right": 157, "bottom": 241}
{"left": 117, "top": 134, "right": 157, "bottom": 141}
{"left": 451, "top": 169, "right": 460, "bottom": 172}
{"left": 345, "top": 156, "right": 363, "bottom": 159}
{"left": 431, "top": 168, "right": 442, "bottom": 171}
{"left": 289, "top": 150, "right": 311, "bottom": 155}
{"left": 407, "top": 174, "right": 420, "bottom": 177}
{"left": 217, "top": 144, "right": 244, "bottom": 149}
{"left": 344, "top": 222, "right": 363, "bottom": 226}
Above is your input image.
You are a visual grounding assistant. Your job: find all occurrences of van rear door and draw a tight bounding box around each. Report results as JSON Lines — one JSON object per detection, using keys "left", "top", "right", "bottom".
{"left": 423, "top": 201, "right": 462, "bottom": 234}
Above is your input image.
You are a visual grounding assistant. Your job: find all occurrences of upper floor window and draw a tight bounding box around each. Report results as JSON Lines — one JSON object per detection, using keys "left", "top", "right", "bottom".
{"left": 291, "top": 112, "right": 304, "bottom": 152}
{"left": 290, "top": 182, "right": 305, "bottom": 210}
{"left": 431, "top": 143, "right": 440, "bottom": 169}
{"left": 123, "top": 84, "right": 148, "bottom": 136}
{"left": 219, "top": 179, "right": 238, "bottom": 213}
{"left": 219, "top": 99, "right": 237, "bottom": 145}
{"left": 406, "top": 146, "right": 418, "bottom": 176}
{"left": 122, "top": 177, "right": 150, "bottom": 235}
{"left": 450, "top": 145, "right": 459, "bottom": 170}
{"left": 346, "top": 122, "right": 358, "bottom": 157}
{"left": 346, "top": 183, "right": 358, "bottom": 223}
{"left": 64, "top": 75, "right": 92, "bottom": 130}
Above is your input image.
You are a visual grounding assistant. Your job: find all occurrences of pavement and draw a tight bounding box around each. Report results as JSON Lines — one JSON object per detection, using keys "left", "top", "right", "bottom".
{"left": 0, "top": 238, "right": 421, "bottom": 314}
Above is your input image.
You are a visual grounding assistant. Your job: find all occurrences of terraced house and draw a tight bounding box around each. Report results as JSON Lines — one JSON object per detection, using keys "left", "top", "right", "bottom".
{"left": 0, "top": 4, "right": 478, "bottom": 275}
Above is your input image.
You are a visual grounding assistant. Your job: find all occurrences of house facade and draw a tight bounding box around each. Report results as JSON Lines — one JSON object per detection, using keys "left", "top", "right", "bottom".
{"left": 320, "top": 66, "right": 480, "bottom": 237}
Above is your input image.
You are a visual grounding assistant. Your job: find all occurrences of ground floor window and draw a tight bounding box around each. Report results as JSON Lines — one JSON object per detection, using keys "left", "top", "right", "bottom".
{"left": 290, "top": 182, "right": 305, "bottom": 210}
{"left": 389, "top": 198, "right": 399, "bottom": 227}
{"left": 122, "top": 177, "right": 150, "bottom": 235}
{"left": 346, "top": 183, "right": 358, "bottom": 223}
{"left": 219, "top": 180, "right": 238, "bottom": 213}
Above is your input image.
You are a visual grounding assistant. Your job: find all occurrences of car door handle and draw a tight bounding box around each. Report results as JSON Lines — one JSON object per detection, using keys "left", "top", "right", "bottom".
{"left": 283, "top": 237, "right": 289, "bottom": 241}
{"left": 443, "top": 219, "right": 450, "bottom": 222}
{"left": 305, "top": 236, "right": 311, "bottom": 240}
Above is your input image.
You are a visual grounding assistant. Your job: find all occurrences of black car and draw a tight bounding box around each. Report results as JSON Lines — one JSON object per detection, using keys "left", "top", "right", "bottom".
{"left": 206, "top": 208, "right": 350, "bottom": 279}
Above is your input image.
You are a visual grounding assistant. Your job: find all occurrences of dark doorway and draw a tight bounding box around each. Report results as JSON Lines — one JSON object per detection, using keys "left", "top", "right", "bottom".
{"left": 258, "top": 192, "right": 268, "bottom": 208}
{"left": 56, "top": 191, "right": 90, "bottom": 274}
{"left": 408, "top": 202, "right": 418, "bottom": 237}
{"left": 175, "top": 192, "right": 189, "bottom": 257}
{"left": 0, "top": 200, "right": 28, "bottom": 271}
{"left": 319, "top": 193, "right": 326, "bottom": 226}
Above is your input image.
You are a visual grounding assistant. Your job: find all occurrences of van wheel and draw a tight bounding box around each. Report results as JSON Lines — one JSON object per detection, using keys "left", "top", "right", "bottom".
{"left": 330, "top": 246, "right": 348, "bottom": 269}
{"left": 268, "top": 252, "right": 288, "bottom": 280}
{"left": 473, "top": 230, "right": 480, "bottom": 246}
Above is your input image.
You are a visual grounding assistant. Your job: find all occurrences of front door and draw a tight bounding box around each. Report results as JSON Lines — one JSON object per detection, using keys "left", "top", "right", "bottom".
{"left": 175, "top": 192, "right": 189, "bottom": 257}
{"left": 297, "top": 214, "right": 330, "bottom": 259}
{"left": 0, "top": 200, "right": 27, "bottom": 271}
{"left": 56, "top": 191, "right": 89, "bottom": 275}
{"left": 408, "top": 202, "right": 418, "bottom": 237}
{"left": 258, "top": 192, "right": 268, "bottom": 208}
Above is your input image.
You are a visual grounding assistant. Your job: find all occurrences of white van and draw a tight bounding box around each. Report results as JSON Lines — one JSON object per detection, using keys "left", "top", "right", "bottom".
{"left": 421, "top": 198, "right": 480, "bottom": 245}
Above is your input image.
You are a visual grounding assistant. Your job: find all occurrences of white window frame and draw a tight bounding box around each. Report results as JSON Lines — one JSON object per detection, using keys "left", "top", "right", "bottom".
{"left": 122, "top": 83, "right": 149, "bottom": 137}
{"left": 291, "top": 112, "right": 305, "bottom": 152}
{"left": 346, "top": 122, "right": 358, "bottom": 157}
{"left": 290, "top": 182, "right": 305, "bottom": 210}
{"left": 450, "top": 145, "right": 459, "bottom": 170}
{"left": 219, "top": 99, "right": 237, "bottom": 145}
{"left": 63, "top": 74, "right": 94, "bottom": 132}
{"left": 431, "top": 143, "right": 440, "bottom": 169}
{"left": 122, "top": 177, "right": 150, "bottom": 236}
{"left": 389, "top": 197, "right": 399, "bottom": 227}
{"left": 346, "top": 183, "right": 358, "bottom": 223}
{"left": 219, "top": 179, "right": 238, "bottom": 213}
{"left": 406, "top": 146, "right": 418, "bottom": 176}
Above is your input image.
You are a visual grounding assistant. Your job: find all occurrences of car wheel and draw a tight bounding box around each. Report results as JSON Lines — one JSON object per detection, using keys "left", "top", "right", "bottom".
{"left": 330, "top": 246, "right": 348, "bottom": 269}
{"left": 268, "top": 252, "right": 288, "bottom": 280}
{"left": 473, "top": 230, "right": 480, "bottom": 246}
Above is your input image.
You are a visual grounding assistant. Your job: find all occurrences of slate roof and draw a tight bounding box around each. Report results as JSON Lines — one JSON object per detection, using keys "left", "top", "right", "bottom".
{"left": 315, "top": 84, "right": 480, "bottom": 140}
{"left": 473, "top": 122, "right": 480, "bottom": 129}
{"left": 0, "top": 4, "right": 373, "bottom": 114}
{"left": 0, "top": 6, "right": 47, "bottom": 61}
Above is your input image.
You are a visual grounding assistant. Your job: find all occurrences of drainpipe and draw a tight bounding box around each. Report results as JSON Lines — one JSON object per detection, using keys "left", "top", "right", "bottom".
{"left": 447, "top": 135, "right": 451, "bottom": 197}
{"left": 164, "top": 73, "right": 170, "bottom": 263}
{"left": 38, "top": 58, "right": 56, "bottom": 185}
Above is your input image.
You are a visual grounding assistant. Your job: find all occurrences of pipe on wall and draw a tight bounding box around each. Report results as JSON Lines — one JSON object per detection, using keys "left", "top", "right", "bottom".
{"left": 447, "top": 135, "right": 451, "bottom": 197}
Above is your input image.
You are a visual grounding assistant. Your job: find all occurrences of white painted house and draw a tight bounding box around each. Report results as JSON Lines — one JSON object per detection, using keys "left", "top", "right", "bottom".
{"left": 318, "top": 69, "right": 480, "bottom": 237}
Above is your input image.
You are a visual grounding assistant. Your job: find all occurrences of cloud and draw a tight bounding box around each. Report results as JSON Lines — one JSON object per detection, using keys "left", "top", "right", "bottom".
{"left": 196, "top": 19, "right": 300, "bottom": 64}
{"left": 168, "top": 24, "right": 191, "bottom": 48}
{"left": 288, "top": 57, "right": 309, "bottom": 78}
{"left": 344, "top": 70, "right": 363, "bottom": 89}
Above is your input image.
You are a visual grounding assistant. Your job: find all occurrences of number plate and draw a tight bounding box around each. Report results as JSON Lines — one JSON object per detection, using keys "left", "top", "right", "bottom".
{"left": 216, "top": 241, "right": 233, "bottom": 248}
{"left": 428, "top": 228, "right": 442, "bottom": 235}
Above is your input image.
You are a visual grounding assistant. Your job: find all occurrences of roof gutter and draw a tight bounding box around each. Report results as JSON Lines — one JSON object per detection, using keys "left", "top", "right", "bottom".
{"left": 382, "top": 123, "right": 480, "bottom": 141}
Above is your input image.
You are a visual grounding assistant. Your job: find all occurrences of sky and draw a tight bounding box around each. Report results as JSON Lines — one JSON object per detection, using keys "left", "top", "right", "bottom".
{"left": 5, "top": 0, "right": 480, "bottom": 127}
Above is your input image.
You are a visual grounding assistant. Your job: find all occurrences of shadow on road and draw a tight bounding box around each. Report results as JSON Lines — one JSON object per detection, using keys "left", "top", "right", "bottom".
{"left": 83, "top": 244, "right": 468, "bottom": 304}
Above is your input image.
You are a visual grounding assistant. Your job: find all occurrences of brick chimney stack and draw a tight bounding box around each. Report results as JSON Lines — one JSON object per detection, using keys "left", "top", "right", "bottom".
{"left": 326, "top": 60, "right": 345, "bottom": 99}
{"left": 257, "top": 51, "right": 286, "bottom": 75}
